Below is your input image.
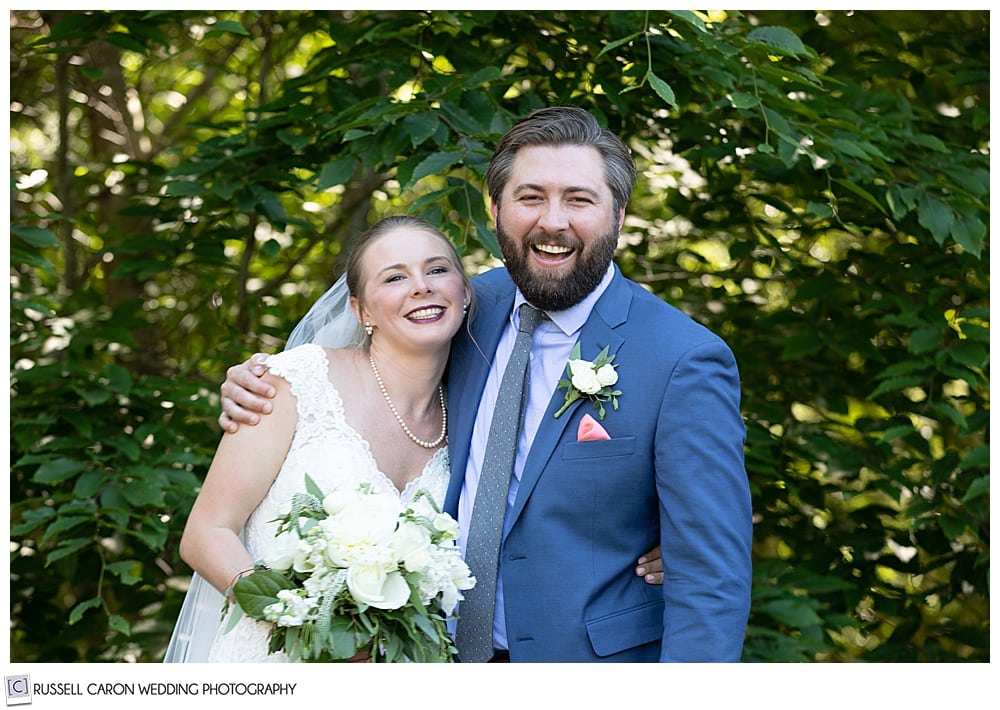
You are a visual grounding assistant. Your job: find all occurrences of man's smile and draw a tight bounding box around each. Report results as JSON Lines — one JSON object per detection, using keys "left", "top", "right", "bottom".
{"left": 530, "top": 242, "right": 577, "bottom": 266}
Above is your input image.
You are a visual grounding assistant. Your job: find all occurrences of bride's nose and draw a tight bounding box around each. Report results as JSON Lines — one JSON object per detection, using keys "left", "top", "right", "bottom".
{"left": 411, "top": 274, "right": 432, "bottom": 295}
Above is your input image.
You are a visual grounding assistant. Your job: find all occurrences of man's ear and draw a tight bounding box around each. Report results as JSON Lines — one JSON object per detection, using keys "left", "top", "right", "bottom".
{"left": 490, "top": 200, "right": 499, "bottom": 223}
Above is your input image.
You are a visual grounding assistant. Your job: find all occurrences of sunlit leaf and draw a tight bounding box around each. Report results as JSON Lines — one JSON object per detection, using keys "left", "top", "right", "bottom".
{"left": 647, "top": 71, "right": 677, "bottom": 109}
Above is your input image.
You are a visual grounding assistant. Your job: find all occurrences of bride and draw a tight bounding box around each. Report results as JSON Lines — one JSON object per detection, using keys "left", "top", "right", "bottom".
{"left": 166, "top": 216, "right": 470, "bottom": 662}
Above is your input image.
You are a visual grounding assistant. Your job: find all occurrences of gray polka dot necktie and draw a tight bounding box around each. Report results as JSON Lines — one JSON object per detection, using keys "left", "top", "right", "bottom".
{"left": 456, "top": 303, "right": 544, "bottom": 663}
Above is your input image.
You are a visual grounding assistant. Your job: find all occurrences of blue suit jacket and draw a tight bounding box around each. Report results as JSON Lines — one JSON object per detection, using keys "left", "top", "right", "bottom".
{"left": 444, "top": 266, "right": 752, "bottom": 662}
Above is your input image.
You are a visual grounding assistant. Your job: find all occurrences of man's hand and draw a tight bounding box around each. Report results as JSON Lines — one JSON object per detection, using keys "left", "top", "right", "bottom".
{"left": 637, "top": 545, "right": 663, "bottom": 585}
{"left": 219, "top": 353, "right": 277, "bottom": 433}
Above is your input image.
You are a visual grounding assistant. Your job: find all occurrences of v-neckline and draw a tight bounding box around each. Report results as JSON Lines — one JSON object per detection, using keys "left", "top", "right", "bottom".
{"left": 314, "top": 344, "right": 448, "bottom": 498}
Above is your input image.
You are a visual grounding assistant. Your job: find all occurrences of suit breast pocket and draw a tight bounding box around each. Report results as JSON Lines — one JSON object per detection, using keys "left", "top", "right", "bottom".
{"left": 561, "top": 436, "right": 637, "bottom": 461}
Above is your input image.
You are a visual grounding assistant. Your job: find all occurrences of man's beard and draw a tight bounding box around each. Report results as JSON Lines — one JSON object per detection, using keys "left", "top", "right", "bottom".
{"left": 496, "top": 216, "right": 618, "bottom": 312}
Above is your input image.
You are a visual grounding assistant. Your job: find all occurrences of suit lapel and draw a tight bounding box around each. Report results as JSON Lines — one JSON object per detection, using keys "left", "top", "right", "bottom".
{"left": 444, "top": 273, "right": 516, "bottom": 512}
{"left": 507, "top": 269, "right": 632, "bottom": 528}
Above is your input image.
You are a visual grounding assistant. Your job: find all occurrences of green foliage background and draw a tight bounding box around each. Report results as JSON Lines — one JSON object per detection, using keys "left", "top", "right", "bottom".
{"left": 9, "top": 10, "right": 989, "bottom": 662}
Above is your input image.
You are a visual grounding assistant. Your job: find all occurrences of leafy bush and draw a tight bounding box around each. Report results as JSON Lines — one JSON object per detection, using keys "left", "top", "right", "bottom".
{"left": 10, "top": 9, "right": 988, "bottom": 662}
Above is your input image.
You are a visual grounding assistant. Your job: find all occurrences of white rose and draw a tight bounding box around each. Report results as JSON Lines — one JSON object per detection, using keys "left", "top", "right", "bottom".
{"left": 261, "top": 528, "right": 301, "bottom": 571}
{"left": 322, "top": 492, "right": 402, "bottom": 567}
{"left": 292, "top": 543, "right": 318, "bottom": 574}
{"left": 391, "top": 520, "right": 432, "bottom": 573}
{"left": 567, "top": 358, "right": 591, "bottom": 379}
{"left": 322, "top": 489, "right": 354, "bottom": 516}
{"left": 347, "top": 565, "right": 411, "bottom": 610}
{"left": 595, "top": 363, "right": 618, "bottom": 387}
{"left": 432, "top": 512, "right": 459, "bottom": 540}
{"left": 568, "top": 360, "right": 602, "bottom": 395}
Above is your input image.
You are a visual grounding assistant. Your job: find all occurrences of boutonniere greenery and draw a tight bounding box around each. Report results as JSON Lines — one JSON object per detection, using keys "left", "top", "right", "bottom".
{"left": 553, "top": 343, "right": 621, "bottom": 420}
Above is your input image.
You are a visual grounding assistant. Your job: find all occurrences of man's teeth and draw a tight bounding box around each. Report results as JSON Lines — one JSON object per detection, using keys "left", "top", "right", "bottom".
{"left": 535, "top": 244, "right": 573, "bottom": 255}
{"left": 408, "top": 307, "right": 444, "bottom": 320}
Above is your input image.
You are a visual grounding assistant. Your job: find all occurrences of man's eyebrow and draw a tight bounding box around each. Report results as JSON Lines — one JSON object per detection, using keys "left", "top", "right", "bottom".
{"left": 512, "top": 182, "right": 601, "bottom": 197}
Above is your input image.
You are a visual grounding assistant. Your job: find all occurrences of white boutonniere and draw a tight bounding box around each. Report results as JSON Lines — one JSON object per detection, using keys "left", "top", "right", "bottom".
{"left": 553, "top": 343, "right": 621, "bottom": 420}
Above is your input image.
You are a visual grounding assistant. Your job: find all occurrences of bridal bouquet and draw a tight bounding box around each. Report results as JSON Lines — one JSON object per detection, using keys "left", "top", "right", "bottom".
{"left": 228, "top": 476, "right": 475, "bottom": 662}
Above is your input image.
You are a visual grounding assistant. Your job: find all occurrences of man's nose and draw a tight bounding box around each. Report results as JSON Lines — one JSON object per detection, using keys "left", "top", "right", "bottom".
{"left": 537, "top": 201, "right": 570, "bottom": 233}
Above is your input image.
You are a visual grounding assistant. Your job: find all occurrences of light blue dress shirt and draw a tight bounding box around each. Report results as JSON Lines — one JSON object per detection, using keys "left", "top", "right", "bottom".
{"left": 457, "top": 263, "right": 616, "bottom": 651}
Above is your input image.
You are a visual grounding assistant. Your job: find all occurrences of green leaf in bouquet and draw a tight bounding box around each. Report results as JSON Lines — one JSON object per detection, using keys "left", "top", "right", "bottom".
{"left": 326, "top": 615, "right": 359, "bottom": 660}
{"left": 304, "top": 474, "right": 325, "bottom": 500}
{"left": 413, "top": 612, "right": 441, "bottom": 643}
{"left": 381, "top": 631, "right": 403, "bottom": 662}
{"left": 222, "top": 603, "right": 244, "bottom": 633}
{"left": 233, "top": 569, "right": 297, "bottom": 618}
{"left": 404, "top": 575, "right": 426, "bottom": 607}
{"left": 357, "top": 611, "right": 377, "bottom": 635}
{"left": 279, "top": 626, "right": 300, "bottom": 660}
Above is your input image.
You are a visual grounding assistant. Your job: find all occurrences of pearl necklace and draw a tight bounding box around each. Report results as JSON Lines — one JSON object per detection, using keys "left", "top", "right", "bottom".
{"left": 368, "top": 353, "right": 447, "bottom": 449}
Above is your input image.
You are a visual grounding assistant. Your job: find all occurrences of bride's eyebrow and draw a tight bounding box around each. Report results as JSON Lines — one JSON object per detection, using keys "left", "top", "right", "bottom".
{"left": 376, "top": 256, "right": 452, "bottom": 278}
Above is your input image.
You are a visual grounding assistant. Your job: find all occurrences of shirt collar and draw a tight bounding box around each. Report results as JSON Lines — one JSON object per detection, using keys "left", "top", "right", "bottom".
{"left": 512, "top": 262, "right": 616, "bottom": 337}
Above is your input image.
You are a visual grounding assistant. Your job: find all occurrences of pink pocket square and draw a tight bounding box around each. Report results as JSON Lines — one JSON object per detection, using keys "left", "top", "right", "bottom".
{"left": 577, "top": 413, "right": 611, "bottom": 441}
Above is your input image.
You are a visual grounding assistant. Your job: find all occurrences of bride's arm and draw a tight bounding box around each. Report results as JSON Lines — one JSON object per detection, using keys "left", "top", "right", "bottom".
{"left": 180, "top": 372, "right": 297, "bottom": 596}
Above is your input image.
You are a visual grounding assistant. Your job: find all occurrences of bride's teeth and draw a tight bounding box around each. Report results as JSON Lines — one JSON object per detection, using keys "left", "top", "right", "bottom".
{"left": 408, "top": 307, "right": 444, "bottom": 320}
{"left": 536, "top": 244, "right": 572, "bottom": 255}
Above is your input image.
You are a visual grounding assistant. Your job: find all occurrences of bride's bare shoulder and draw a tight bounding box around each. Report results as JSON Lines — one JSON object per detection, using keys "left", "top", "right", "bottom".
{"left": 321, "top": 346, "right": 364, "bottom": 378}
{"left": 321, "top": 345, "right": 361, "bottom": 362}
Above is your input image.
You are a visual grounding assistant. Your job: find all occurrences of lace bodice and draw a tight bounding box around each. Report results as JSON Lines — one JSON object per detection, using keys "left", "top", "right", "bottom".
{"left": 206, "top": 344, "right": 451, "bottom": 662}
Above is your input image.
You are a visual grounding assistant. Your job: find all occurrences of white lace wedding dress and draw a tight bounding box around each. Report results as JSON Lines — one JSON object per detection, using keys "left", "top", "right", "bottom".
{"left": 204, "top": 343, "right": 451, "bottom": 663}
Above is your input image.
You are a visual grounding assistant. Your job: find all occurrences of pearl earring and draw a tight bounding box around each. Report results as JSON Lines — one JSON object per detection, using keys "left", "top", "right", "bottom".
{"left": 365, "top": 322, "right": 373, "bottom": 337}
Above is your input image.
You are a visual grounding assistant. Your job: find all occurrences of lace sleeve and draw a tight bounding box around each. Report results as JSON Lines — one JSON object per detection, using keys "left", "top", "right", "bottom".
{"left": 265, "top": 344, "right": 329, "bottom": 390}
{"left": 261, "top": 344, "right": 347, "bottom": 452}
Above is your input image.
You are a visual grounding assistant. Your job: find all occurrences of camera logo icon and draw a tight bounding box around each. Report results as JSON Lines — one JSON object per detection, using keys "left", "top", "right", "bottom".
{"left": 5, "top": 676, "right": 31, "bottom": 706}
